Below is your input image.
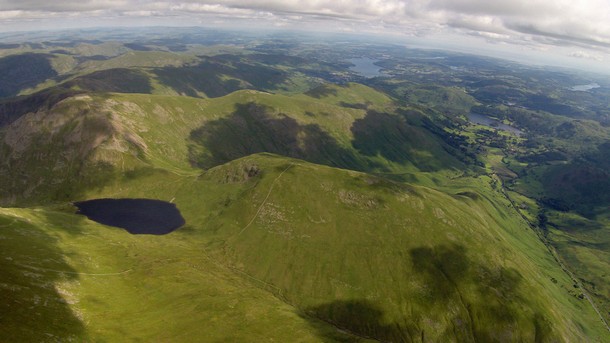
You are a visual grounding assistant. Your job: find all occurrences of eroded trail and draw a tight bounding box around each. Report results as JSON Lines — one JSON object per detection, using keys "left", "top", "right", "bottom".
{"left": 18, "top": 263, "right": 133, "bottom": 276}
{"left": 238, "top": 163, "right": 294, "bottom": 235}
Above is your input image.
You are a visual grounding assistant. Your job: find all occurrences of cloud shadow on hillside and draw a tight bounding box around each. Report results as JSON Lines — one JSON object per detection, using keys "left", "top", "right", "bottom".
{"left": 188, "top": 102, "right": 373, "bottom": 171}
{"left": 66, "top": 68, "right": 152, "bottom": 94}
{"left": 0, "top": 215, "right": 87, "bottom": 340}
{"left": 301, "top": 299, "right": 414, "bottom": 342}
{"left": 153, "top": 56, "right": 289, "bottom": 98}
{"left": 300, "top": 243, "right": 555, "bottom": 342}
{"left": 304, "top": 84, "right": 339, "bottom": 99}
{"left": 0, "top": 88, "right": 81, "bottom": 127}
{"left": 0, "top": 53, "right": 58, "bottom": 98}
{"left": 409, "top": 243, "right": 554, "bottom": 342}
{"left": 350, "top": 110, "right": 463, "bottom": 172}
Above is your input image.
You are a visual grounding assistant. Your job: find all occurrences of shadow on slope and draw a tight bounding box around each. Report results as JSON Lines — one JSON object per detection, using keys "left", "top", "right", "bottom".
{"left": 65, "top": 68, "right": 152, "bottom": 94}
{"left": 300, "top": 244, "right": 555, "bottom": 342}
{"left": 0, "top": 212, "right": 87, "bottom": 340}
{"left": 0, "top": 67, "right": 151, "bottom": 128}
{"left": 0, "top": 88, "right": 81, "bottom": 127}
{"left": 351, "top": 110, "right": 464, "bottom": 172}
{"left": 304, "top": 84, "right": 339, "bottom": 99}
{"left": 153, "top": 55, "right": 289, "bottom": 98}
{"left": 0, "top": 104, "right": 123, "bottom": 205}
{"left": 409, "top": 244, "right": 554, "bottom": 342}
{"left": 188, "top": 102, "right": 372, "bottom": 171}
{"left": 303, "top": 300, "right": 410, "bottom": 342}
{"left": 537, "top": 142, "right": 610, "bottom": 217}
{"left": 0, "top": 53, "right": 58, "bottom": 98}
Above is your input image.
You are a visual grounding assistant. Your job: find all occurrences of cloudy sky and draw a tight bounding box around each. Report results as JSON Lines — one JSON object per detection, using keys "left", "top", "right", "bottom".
{"left": 1, "top": 0, "right": 610, "bottom": 72}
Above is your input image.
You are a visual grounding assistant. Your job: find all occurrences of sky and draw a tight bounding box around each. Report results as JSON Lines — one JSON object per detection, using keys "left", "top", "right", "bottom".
{"left": 1, "top": 0, "right": 610, "bottom": 73}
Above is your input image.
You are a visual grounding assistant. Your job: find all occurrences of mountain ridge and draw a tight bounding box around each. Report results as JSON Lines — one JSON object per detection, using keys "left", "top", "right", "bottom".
{"left": 0, "top": 69, "right": 608, "bottom": 340}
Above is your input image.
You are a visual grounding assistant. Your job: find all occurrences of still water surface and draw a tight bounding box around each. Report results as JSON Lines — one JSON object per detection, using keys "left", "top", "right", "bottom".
{"left": 75, "top": 198, "right": 185, "bottom": 235}
{"left": 467, "top": 113, "right": 523, "bottom": 136}
{"left": 349, "top": 57, "right": 382, "bottom": 78}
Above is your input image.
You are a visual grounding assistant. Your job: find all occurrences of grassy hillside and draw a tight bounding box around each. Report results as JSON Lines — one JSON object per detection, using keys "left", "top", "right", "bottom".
{"left": 0, "top": 203, "right": 354, "bottom": 342}
{"left": 1, "top": 153, "right": 607, "bottom": 341}
{"left": 0, "top": 82, "right": 608, "bottom": 341}
{"left": 75, "top": 50, "right": 198, "bottom": 72}
{"left": 472, "top": 104, "right": 610, "bottom": 325}
{"left": 543, "top": 210, "right": 610, "bottom": 328}
{"left": 183, "top": 154, "right": 605, "bottom": 341}
{"left": 0, "top": 48, "right": 329, "bottom": 105}
{"left": 0, "top": 84, "right": 466, "bottom": 205}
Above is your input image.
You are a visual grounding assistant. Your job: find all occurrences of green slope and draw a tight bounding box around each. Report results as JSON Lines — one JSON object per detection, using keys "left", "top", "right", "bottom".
{"left": 0, "top": 49, "right": 328, "bottom": 103}
{"left": 183, "top": 154, "right": 605, "bottom": 341}
{"left": 0, "top": 83, "right": 608, "bottom": 341}
{"left": 1, "top": 153, "right": 607, "bottom": 341}
{"left": 0, "top": 204, "right": 355, "bottom": 342}
{"left": 0, "top": 84, "right": 465, "bottom": 206}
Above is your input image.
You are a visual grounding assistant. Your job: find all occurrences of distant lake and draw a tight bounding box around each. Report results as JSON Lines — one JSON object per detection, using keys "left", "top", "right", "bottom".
{"left": 348, "top": 57, "right": 382, "bottom": 78}
{"left": 570, "top": 83, "right": 600, "bottom": 91}
{"left": 467, "top": 113, "right": 523, "bottom": 136}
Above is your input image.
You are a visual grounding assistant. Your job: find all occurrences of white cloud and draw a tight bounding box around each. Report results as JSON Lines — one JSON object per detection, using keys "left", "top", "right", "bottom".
{"left": 169, "top": 3, "right": 254, "bottom": 16}
{"left": 0, "top": 10, "right": 24, "bottom": 19}
{"left": 570, "top": 50, "right": 603, "bottom": 61}
{"left": 1, "top": 0, "right": 610, "bottom": 57}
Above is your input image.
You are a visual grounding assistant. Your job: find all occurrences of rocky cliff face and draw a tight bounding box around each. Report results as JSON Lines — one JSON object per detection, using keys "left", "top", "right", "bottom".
{"left": 0, "top": 95, "right": 148, "bottom": 205}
